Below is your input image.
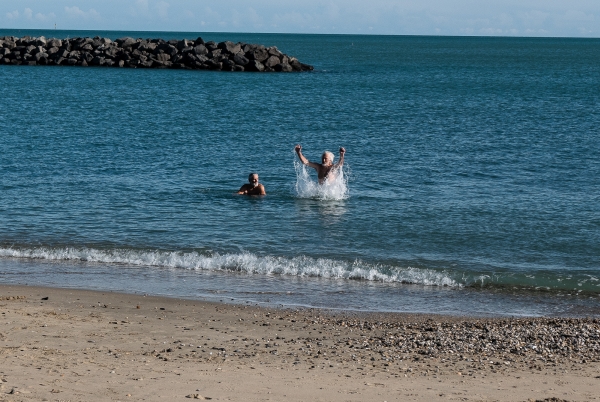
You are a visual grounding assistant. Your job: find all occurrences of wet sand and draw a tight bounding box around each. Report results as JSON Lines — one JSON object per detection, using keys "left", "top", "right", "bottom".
{"left": 1, "top": 284, "right": 599, "bottom": 401}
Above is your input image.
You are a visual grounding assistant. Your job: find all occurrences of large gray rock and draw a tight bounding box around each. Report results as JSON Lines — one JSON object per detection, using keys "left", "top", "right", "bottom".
{"left": 263, "top": 55, "right": 280, "bottom": 68}
{"left": 4, "top": 40, "right": 16, "bottom": 49}
{"left": 300, "top": 63, "right": 314, "bottom": 71}
{"left": 47, "top": 39, "right": 62, "bottom": 48}
{"left": 34, "top": 36, "right": 47, "bottom": 46}
{"left": 116, "top": 37, "right": 136, "bottom": 47}
{"left": 222, "top": 59, "right": 236, "bottom": 71}
{"left": 34, "top": 52, "right": 48, "bottom": 61}
{"left": 289, "top": 58, "right": 302, "bottom": 71}
{"left": 104, "top": 47, "right": 119, "bottom": 57}
{"left": 177, "top": 39, "right": 193, "bottom": 50}
{"left": 246, "top": 47, "right": 268, "bottom": 62}
{"left": 247, "top": 60, "right": 265, "bottom": 72}
{"left": 155, "top": 53, "right": 170, "bottom": 62}
{"left": 205, "top": 41, "right": 218, "bottom": 51}
{"left": 267, "top": 46, "right": 283, "bottom": 58}
{"left": 205, "top": 59, "right": 222, "bottom": 70}
{"left": 275, "top": 62, "right": 293, "bottom": 72}
{"left": 56, "top": 49, "right": 69, "bottom": 59}
{"left": 233, "top": 53, "right": 249, "bottom": 66}
{"left": 138, "top": 42, "right": 157, "bottom": 52}
{"left": 208, "top": 49, "right": 222, "bottom": 59}
{"left": 242, "top": 43, "right": 256, "bottom": 53}
{"left": 218, "top": 41, "right": 241, "bottom": 55}
{"left": 156, "top": 44, "right": 178, "bottom": 57}
{"left": 91, "top": 56, "right": 105, "bottom": 66}
{"left": 193, "top": 44, "right": 207, "bottom": 55}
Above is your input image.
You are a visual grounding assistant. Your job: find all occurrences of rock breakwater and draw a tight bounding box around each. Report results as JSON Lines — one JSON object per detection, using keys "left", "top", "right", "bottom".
{"left": 0, "top": 35, "right": 314, "bottom": 72}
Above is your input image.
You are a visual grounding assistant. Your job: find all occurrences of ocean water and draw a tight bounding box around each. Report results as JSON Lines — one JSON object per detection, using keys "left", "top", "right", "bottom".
{"left": 1, "top": 30, "right": 599, "bottom": 317}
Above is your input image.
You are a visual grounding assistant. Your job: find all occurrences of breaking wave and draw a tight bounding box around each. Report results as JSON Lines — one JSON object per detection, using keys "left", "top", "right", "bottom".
{"left": 0, "top": 246, "right": 457, "bottom": 287}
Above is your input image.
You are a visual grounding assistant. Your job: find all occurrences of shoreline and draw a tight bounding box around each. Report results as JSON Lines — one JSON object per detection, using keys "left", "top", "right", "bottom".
{"left": 1, "top": 284, "right": 599, "bottom": 401}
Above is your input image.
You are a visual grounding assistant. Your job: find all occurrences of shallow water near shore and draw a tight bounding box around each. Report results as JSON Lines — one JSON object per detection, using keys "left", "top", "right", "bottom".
{"left": 1, "top": 30, "right": 599, "bottom": 317}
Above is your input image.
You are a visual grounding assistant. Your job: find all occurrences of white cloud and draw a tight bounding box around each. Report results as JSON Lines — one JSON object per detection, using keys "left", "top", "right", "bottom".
{"left": 326, "top": 3, "right": 340, "bottom": 19}
{"left": 6, "top": 10, "right": 19, "bottom": 19}
{"left": 232, "top": 7, "right": 263, "bottom": 29}
{"left": 155, "top": 1, "right": 170, "bottom": 19}
{"left": 130, "top": 0, "right": 150, "bottom": 17}
{"left": 35, "top": 12, "right": 55, "bottom": 21}
{"left": 24, "top": 8, "right": 33, "bottom": 20}
{"left": 65, "top": 6, "right": 100, "bottom": 20}
{"left": 137, "top": 0, "right": 149, "bottom": 12}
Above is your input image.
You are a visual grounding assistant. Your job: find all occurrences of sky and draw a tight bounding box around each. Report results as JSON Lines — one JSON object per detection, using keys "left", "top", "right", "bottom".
{"left": 1, "top": 0, "right": 599, "bottom": 37}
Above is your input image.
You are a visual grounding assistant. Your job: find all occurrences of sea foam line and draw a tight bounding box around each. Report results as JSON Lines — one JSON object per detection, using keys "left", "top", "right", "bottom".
{"left": 0, "top": 246, "right": 459, "bottom": 287}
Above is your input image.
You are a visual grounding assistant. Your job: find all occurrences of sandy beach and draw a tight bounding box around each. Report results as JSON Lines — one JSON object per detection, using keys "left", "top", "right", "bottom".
{"left": 1, "top": 284, "right": 599, "bottom": 401}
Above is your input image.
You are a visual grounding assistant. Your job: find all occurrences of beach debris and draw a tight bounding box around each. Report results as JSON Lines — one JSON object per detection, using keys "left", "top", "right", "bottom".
{"left": 41, "top": 297, "right": 49, "bottom": 300}
{"left": 0, "top": 35, "right": 314, "bottom": 72}
{"left": 0, "top": 295, "right": 26, "bottom": 300}
{"left": 186, "top": 394, "right": 211, "bottom": 399}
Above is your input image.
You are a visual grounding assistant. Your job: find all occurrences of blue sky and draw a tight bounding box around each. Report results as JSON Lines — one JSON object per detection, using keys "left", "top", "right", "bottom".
{"left": 1, "top": 0, "right": 598, "bottom": 37}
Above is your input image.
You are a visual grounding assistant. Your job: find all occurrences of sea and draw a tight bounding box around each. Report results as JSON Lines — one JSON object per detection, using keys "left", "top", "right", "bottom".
{"left": 1, "top": 29, "right": 599, "bottom": 317}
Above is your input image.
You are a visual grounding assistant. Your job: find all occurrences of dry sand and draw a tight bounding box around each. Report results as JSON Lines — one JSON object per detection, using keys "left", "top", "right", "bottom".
{"left": 1, "top": 284, "right": 599, "bottom": 401}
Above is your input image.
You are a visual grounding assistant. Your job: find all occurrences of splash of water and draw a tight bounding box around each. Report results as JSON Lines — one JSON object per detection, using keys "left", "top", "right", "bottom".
{"left": 294, "top": 160, "right": 349, "bottom": 200}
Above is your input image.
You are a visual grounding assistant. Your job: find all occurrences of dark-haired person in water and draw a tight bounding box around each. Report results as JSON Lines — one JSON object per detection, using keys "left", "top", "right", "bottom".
{"left": 295, "top": 144, "right": 345, "bottom": 184}
{"left": 237, "top": 173, "right": 266, "bottom": 195}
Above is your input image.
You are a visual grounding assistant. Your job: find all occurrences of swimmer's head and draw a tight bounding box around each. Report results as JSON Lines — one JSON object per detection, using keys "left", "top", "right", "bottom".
{"left": 322, "top": 151, "right": 334, "bottom": 165}
{"left": 248, "top": 173, "right": 259, "bottom": 187}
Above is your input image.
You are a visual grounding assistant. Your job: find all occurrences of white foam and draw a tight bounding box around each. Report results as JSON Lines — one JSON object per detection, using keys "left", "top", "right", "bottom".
{"left": 294, "top": 160, "right": 349, "bottom": 200}
{"left": 0, "top": 246, "right": 459, "bottom": 287}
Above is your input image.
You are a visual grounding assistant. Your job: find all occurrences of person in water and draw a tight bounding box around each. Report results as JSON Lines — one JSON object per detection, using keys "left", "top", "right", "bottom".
{"left": 295, "top": 144, "right": 346, "bottom": 184}
{"left": 237, "top": 173, "right": 266, "bottom": 195}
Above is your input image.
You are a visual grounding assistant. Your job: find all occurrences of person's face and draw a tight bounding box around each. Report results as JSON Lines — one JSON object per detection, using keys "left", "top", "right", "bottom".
{"left": 322, "top": 154, "right": 332, "bottom": 164}
{"left": 249, "top": 175, "right": 259, "bottom": 187}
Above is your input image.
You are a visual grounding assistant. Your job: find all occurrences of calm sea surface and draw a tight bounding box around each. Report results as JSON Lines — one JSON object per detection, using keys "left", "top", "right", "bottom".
{"left": 1, "top": 30, "right": 599, "bottom": 316}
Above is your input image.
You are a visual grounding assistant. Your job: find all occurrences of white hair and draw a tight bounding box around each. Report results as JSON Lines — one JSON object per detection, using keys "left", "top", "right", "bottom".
{"left": 322, "top": 151, "right": 334, "bottom": 161}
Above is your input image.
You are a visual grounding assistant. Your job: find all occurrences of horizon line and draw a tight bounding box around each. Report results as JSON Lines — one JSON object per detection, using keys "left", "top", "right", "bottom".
{"left": 1, "top": 27, "right": 599, "bottom": 40}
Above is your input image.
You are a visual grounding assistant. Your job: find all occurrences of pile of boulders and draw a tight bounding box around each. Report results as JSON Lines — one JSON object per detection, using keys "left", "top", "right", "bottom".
{"left": 0, "top": 35, "right": 314, "bottom": 72}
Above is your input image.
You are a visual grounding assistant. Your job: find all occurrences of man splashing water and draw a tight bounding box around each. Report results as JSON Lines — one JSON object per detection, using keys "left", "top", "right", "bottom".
{"left": 295, "top": 144, "right": 346, "bottom": 184}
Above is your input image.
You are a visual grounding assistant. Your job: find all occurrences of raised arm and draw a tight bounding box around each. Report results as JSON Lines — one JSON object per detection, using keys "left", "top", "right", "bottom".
{"left": 334, "top": 147, "right": 346, "bottom": 168}
{"left": 295, "top": 144, "right": 319, "bottom": 169}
